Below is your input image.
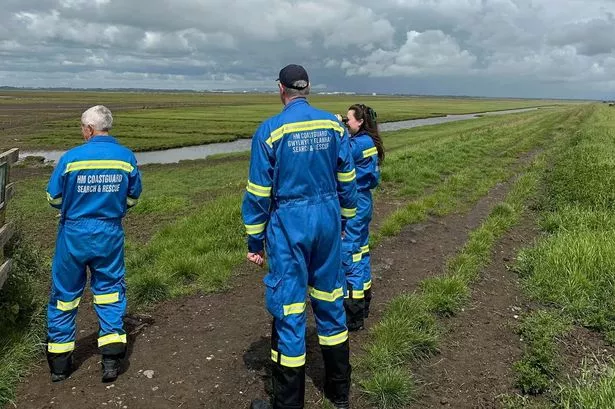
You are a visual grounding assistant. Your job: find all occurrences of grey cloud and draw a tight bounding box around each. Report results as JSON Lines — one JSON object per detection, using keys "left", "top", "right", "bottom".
{"left": 1, "top": 0, "right": 615, "bottom": 98}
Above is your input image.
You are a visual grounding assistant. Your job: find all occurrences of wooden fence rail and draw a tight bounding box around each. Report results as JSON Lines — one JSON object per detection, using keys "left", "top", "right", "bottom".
{"left": 0, "top": 148, "right": 19, "bottom": 290}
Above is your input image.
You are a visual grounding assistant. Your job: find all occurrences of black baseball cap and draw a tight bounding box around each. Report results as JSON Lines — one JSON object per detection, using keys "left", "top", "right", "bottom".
{"left": 277, "top": 64, "right": 309, "bottom": 90}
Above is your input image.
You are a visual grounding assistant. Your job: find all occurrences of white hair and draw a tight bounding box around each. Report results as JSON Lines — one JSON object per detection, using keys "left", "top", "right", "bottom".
{"left": 285, "top": 82, "right": 310, "bottom": 98}
{"left": 81, "top": 105, "right": 113, "bottom": 131}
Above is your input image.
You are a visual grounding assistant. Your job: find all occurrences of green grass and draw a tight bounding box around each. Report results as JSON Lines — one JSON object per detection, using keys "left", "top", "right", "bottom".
{"left": 2, "top": 90, "right": 571, "bottom": 151}
{"left": 1, "top": 99, "right": 591, "bottom": 405}
{"left": 508, "top": 105, "right": 615, "bottom": 407}
{"left": 358, "top": 131, "right": 549, "bottom": 407}
{"left": 0, "top": 231, "right": 48, "bottom": 406}
{"left": 514, "top": 311, "right": 572, "bottom": 395}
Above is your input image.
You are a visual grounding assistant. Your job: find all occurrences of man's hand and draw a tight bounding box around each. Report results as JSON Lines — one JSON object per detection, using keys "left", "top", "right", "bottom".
{"left": 247, "top": 251, "right": 265, "bottom": 267}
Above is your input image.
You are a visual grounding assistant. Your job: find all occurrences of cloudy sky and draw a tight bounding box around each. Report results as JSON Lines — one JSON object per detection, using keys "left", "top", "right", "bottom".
{"left": 1, "top": 0, "right": 615, "bottom": 99}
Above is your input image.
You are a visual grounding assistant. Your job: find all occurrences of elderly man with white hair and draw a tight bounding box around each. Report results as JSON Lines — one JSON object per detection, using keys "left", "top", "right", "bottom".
{"left": 45, "top": 105, "right": 142, "bottom": 383}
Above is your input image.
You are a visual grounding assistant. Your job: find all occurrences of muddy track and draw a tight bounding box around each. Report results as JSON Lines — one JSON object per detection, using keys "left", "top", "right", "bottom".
{"left": 13, "top": 176, "right": 514, "bottom": 409}
{"left": 410, "top": 213, "right": 539, "bottom": 409}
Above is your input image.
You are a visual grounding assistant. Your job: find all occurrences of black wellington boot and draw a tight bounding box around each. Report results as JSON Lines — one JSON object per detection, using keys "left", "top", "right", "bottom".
{"left": 321, "top": 340, "right": 351, "bottom": 408}
{"left": 47, "top": 351, "right": 73, "bottom": 383}
{"left": 363, "top": 288, "right": 372, "bottom": 319}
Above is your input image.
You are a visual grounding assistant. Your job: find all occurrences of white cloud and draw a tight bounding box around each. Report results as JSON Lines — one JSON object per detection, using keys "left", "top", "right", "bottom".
{"left": 1, "top": 0, "right": 615, "bottom": 97}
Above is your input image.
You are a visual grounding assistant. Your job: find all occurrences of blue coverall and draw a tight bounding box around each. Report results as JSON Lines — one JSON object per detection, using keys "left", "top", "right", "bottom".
{"left": 46, "top": 135, "right": 142, "bottom": 368}
{"left": 242, "top": 98, "right": 357, "bottom": 408}
{"left": 342, "top": 131, "right": 380, "bottom": 329}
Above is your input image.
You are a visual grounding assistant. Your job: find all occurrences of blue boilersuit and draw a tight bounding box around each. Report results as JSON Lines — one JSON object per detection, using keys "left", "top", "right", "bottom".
{"left": 46, "top": 135, "right": 142, "bottom": 357}
{"left": 342, "top": 132, "right": 379, "bottom": 300}
{"left": 242, "top": 98, "right": 357, "bottom": 370}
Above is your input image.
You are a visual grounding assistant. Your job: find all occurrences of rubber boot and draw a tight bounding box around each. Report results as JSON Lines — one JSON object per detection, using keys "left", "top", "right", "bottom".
{"left": 321, "top": 340, "right": 351, "bottom": 408}
{"left": 101, "top": 354, "right": 122, "bottom": 383}
{"left": 364, "top": 288, "right": 372, "bottom": 319}
{"left": 343, "top": 288, "right": 364, "bottom": 332}
{"left": 250, "top": 399, "right": 272, "bottom": 409}
{"left": 271, "top": 363, "right": 305, "bottom": 409}
{"left": 47, "top": 351, "right": 73, "bottom": 382}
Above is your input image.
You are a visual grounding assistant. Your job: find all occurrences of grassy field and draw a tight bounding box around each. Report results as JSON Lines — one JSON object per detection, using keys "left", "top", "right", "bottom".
{"left": 499, "top": 105, "right": 615, "bottom": 409}
{"left": 0, "top": 93, "right": 593, "bottom": 405}
{"left": 0, "top": 90, "right": 574, "bottom": 152}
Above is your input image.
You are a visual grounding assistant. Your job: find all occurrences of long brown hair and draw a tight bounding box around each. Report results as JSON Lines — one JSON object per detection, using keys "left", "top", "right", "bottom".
{"left": 348, "top": 103, "right": 385, "bottom": 163}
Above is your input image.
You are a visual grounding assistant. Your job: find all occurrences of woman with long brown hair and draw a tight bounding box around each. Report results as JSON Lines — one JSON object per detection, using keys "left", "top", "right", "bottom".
{"left": 337, "top": 103, "right": 384, "bottom": 331}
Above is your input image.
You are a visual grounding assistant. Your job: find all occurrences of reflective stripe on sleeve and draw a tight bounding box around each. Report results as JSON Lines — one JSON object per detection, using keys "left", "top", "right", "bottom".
{"left": 64, "top": 160, "right": 134, "bottom": 173}
{"left": 364, "top": 280, "right": 372, "bottom": 290}
{"left": 337, "top": 169, "right": 356, "bottom": 183}
{"left": 352, "top": 252, "right": 362, "bottom": 263}
{"left": 361, "top": 245, "right": 369, "bottom": 254}
{"left": 245, "top": 222, "right": 266, "bottom": 235}
{"left": 56, "top": 297, "right": 81, "bottom": 311}
{"left": 318, "top": 330, "right": 348, "bottom": 346}
{"left": 363, "top": 147, "right": 378, "bottom": 158}
{"left": 46, "top": 192, "right": 63, "bottom": 206}
{"left": 98, "top": 333, "right": 127, "bottom": 347}
{"left": 309, "top": 287, "right": 344, "bottom": 302}
{"left": 270, "top": 350, "right": 306, "bottom": 367}
{"left": 48, "top": 341, "right": 75, "bottom": 353}
{"left": 246, "top": 181, "right": 272, "bottom": 198}
{"left": 283, "top": 302, "right": 306, "bottom": 316}
{"left": 93, "top": 292, "right": 120, "bottom": 305}
{"left": 341, "top": 207, "right": 357, "bottom": 218}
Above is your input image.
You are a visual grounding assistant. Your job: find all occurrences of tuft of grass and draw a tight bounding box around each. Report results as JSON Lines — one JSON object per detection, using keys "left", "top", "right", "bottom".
{"left": 513, "top": 310, "right": 571, "bottom": 395}
{"left": 556, "top": 360, "right": 615, "bottom": 409}
{"left": 360, "top": 367, "right": 416, "bottom": 409}
{"left": 0, "top": 230, "right": 48, "bottom": 405}
{"left": 126, "top": 194, "right": 244, "bottom": 308}
{"left": 361, "top": 295, "right": 439, "bottom": 370}
{"left": 517, "top": 231, "right": 615, "bottom": 337}
{"left": 421, "top": 275, "right": 469, "bottom": 316}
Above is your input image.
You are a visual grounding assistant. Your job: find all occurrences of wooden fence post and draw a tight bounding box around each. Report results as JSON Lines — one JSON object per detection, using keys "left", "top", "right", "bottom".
{"left": 0, "top": 148, "right": 19, "bottom": 289}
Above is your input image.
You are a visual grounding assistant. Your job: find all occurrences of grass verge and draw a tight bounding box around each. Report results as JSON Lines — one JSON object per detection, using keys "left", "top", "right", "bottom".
{"left": 357, "top": 146, "right": 545, "bottom": 408}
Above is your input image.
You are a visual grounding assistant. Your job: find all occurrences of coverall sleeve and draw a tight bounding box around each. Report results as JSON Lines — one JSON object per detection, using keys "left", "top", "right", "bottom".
{"left": 127, "top": 154, "right": 142, "bottom": 208}
{"left": 241, "top": 122, "right": 275, "bottom": 253}
{"left": 336, "top": 128, "right": 358, "bottom": 220}
{"left": 46, "top": 155, "right": 66, "bottom": 209}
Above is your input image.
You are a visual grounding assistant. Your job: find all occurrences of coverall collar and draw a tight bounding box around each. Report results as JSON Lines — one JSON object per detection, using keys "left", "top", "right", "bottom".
{"left": 283, "top": 97, "right": 308, "bottom": 111}
{"left": 88, "top": 135, "right": 119, "bottom": 144}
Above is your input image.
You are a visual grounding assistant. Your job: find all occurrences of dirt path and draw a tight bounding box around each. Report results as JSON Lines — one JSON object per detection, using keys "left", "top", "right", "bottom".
{"left": 410, "top": 214, "right": 539, "bottom": 409}
{"left": 13, "top": 179, "right": 513, "bottom": 409}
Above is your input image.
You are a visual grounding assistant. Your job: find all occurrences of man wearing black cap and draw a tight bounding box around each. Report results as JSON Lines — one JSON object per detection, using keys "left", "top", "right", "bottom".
{"left": 242, "top": 64, "right": 358, "bottom": 409}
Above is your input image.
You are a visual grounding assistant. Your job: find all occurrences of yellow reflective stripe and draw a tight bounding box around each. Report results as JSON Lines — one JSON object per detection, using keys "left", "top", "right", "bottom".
{"left": 337, "top": 169, "right": 356, "bottom": 183}
{"left": 309, "top": 286, "right": 344, "bottom": 302}
{"left": 363, "top": 147, "right": 378, "bottom": 158}
{"left": 361, "top": 245, "right": 369, "bottom": 254}
{"left": 247, "top": 181, "right": 272, "bottom": 198}
{"left": 283, "top": 302, "right": 306, "bottom": 316}
{"left": 48, "top": 341, "right": 75, "bottom": 353}
{"left": 341, "top": 207, "right": 357, "bottom": 218}
{"left": 352, "top": 252, "right": 362, "bottom": 263}
{"left": 56, "top": 297, "right": 81, "bottom": 311}
{"left": 127, "top": 197, "right": 138, "bottom": 207}
{"left": 266, "top": 120, "right": 345, "bottom": 147}
{"left": 98, "top": 333, "right": 127, "bottom": 347}
{"left": 271, "top": 350, "right": 306, "bottom": 367}
{"left": 93, "top": 292, "right": 119, "bottom": 305}
{"left": 364, "top": 280, "right": 372, "bottom": 290}
{"left": 46, "top": 192, "right": 63, "bottom": 205}
{"left": 318, "top": 330, "right": 349, "bottom": 346}
{"left": 245, "top": 222, "right": 266, "bottom": 235}
{"left": 65, "top": 160, "right": 134, "bottom": 174}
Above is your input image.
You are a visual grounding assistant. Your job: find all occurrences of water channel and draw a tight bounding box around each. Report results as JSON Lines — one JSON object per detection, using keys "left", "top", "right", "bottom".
{"left": 19, "top": 107, "right": 539, "bottom": 165}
